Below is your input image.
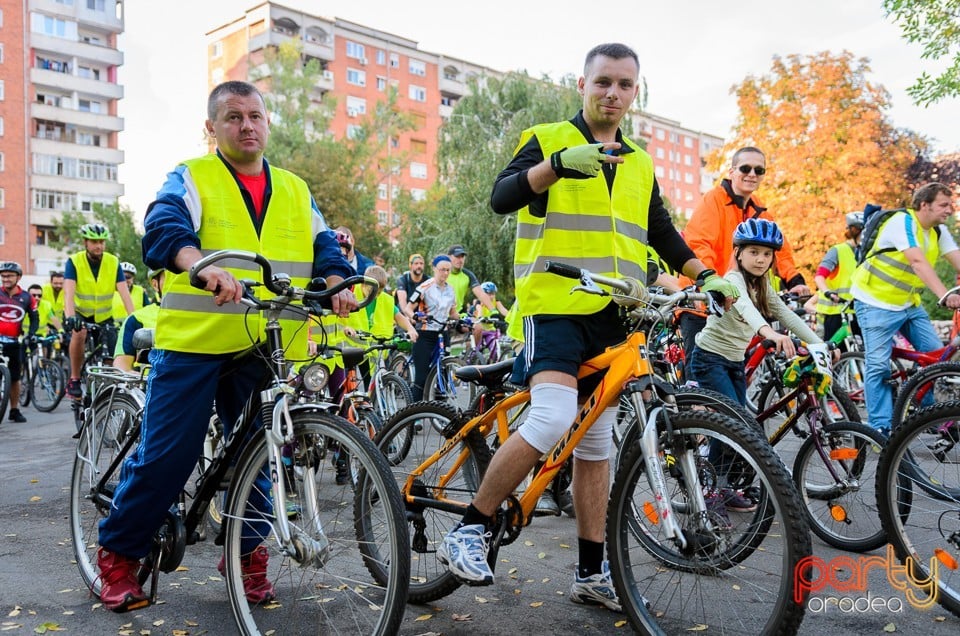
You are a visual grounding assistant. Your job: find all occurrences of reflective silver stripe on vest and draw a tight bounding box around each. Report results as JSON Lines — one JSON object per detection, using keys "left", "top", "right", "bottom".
{"left": 861, "top": 261, "right": 922, "bottom": 294}
{"left": 615, "top": 258, "right": 644, "bottom": 280}
{"left": 161, "top": 292, "right": 307, "bottom": 320}
{"left": 873, "top": 253, "right": 916, "bottom": 276}
{"left": 614, "top": 218, "right": 648, "bottom": 244}
{"left": 75, "top": 293, "right": 114, "bottom": 303}
{"left": 516, "top": 214, "right": 649, "bottom": 246}
{"left": 197, "top": 250, "right": 314, "bottom": 279}
{"left": 515, "top": 255, "right": 618, "bottom": 280}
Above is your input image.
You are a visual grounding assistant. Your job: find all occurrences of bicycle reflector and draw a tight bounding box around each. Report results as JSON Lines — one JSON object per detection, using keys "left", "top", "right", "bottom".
{"left": 302, "top": 363, "right": 330, "bottom": 393}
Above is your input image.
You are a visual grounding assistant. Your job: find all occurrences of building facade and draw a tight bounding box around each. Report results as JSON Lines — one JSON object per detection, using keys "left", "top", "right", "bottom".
{"left": 210, "top": 2, "right": 726, "bottom": 239}
{"left": 0, "top": 0, "right": 124, "bottom": 276}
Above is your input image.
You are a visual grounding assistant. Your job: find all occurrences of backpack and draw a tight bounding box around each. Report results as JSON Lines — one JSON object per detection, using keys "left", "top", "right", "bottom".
{"left": 856, "top": 205, "right": 905, "bottom": 264}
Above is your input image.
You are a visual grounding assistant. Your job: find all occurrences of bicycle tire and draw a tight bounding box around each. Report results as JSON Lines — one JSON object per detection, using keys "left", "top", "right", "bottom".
{"left": 371, "top": 400, "right": 492, "bottom": 603}
{"left": 373, "top": 371, "right": 413, "bottom": 423}
{"left": 223, "top": 410, "right": 409, "bottom": 636}
{"left": 833, "top": 351, "right": 906, "bottom": 418}
{"left": 31, "top": 357, "right": 66, "bottom": 412}
{"left": 757, "top": 378, "right": 861, "bottom": 444}
{"left": 69, "top": 390, "right": 144, "bottom": 593}
{"left": 424, "top": 356, "right": 475, "bottom": 412}
{"left": 18, "top": 358, "right": 30, "bottom": 407}
{"left": 607, "top": 410, "right": 812, "bottom": 635}
{"left": 892, "top": 361, "right": 960, "bottom": 430}
{"left": 388, "top": 352, "right": 413, "bottom": 385}
{"left": 791, "top": 421, "right": 886, "bottom": 552}
{"left": 0, "top": 363, "right": 10, "bottom": 422}
{"left": 877, "top": 401, "right": 960, "bottom": 618}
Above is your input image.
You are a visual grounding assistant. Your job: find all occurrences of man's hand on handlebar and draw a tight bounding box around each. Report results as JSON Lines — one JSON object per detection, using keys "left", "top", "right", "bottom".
{"left": 328, "top": 280, "right": 359, "bottom": 318}
{"left": 197, "top": 265, "right": 243, "bottom": 306}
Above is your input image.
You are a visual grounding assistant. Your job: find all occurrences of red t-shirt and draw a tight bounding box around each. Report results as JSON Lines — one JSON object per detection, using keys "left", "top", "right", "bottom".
{"left": 236, "top": 171, "right": 267, "bottom": 218}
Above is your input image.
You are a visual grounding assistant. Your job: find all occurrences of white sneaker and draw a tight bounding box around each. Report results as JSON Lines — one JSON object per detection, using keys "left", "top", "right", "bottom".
{"left": 436, "top": 523, "right": 494, "bottom": 585}
{"left": 569, "top": 561, "right": 623, "bottom": 612}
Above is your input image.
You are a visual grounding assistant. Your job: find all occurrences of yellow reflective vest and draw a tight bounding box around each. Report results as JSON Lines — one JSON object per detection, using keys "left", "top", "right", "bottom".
{"left": 369, "top": 291, "right": 396, "bottom": 339}
{"left": 112, "top": 284, "right": 146, "bottom": 322}
{"left": 817, "top": 242, "right": 856, "bottom": 315}
{"left": 851, "top": 209, "right": 940, "bottom": 308}
{"left": 156, "top": 155, "right": 315, "bottom": 354}
{"left": 513, "top": 121, "right": 652, "bottom": 316}
{"left": 42, "top": 283, "right": 65, "bottom": 320}
{"left": 70, "top": 251, "right": 120, "bottom": 323}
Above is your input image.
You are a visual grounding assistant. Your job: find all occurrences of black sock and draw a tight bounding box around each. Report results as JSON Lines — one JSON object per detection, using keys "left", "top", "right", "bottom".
{"left": 461, "top": 504, "right": 493, "bottom": 530}
{"left": 578, "top": 538, "right": 604, "bottom": 577}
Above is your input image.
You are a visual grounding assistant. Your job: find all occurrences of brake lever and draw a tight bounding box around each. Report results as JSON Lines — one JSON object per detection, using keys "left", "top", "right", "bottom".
{"left": 571, "top": 274, "right": 608, "bottom": 297}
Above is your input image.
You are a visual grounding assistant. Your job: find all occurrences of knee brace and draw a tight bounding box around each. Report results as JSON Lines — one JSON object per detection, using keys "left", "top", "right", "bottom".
{"left": 573, "top": 406, "right": 616, "bottom": 461}
{"left": 517, "top": 383, "right": 578, "bottom": 454}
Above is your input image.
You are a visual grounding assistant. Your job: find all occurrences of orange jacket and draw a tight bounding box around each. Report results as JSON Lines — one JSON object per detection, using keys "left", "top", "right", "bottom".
{"left": 681, "top": 180, "right": 804, "bottom": 287}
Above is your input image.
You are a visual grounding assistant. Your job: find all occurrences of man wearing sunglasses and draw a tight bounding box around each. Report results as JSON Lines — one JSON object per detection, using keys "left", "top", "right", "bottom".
{"left": 679, "top": 146, "right": 809, "bottom": 354}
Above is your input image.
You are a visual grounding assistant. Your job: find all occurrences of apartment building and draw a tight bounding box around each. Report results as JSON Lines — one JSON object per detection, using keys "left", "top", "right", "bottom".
{"left": 210, "top": 2, "right": 724, "bottom": 236}
{"left": 0, "top": 0, "right": 124, "bottom": 276}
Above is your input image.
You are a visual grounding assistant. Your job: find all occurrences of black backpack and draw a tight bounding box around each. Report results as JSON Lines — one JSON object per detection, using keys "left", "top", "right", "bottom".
{"left": 856, "top": 205, "right": 906, "bottom": 264}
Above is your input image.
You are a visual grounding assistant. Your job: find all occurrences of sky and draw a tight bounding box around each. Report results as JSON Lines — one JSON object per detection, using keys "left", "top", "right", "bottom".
{"left": 116, "top": 0, "right": 959, "bottom": 219}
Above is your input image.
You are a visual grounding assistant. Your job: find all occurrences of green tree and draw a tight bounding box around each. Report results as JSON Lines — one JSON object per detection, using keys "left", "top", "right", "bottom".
{"left": 252, "top": 40, "right": 415, "bottom": 259}
{"left": 883, "top": 0, "right": 960, "bottom": 106}
{"left": 51, "top": 202, "right": 146, "bottom": 285}
{"left": 394, "top": 71, "right": 590, "bottom": 297}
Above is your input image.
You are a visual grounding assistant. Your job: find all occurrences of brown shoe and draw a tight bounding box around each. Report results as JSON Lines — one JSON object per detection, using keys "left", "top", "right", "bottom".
{"left": 96, "top": 547, "right": 149, "bottom": 612}
{"left": 217, "top": 546, "right": 276, "bottom": 604}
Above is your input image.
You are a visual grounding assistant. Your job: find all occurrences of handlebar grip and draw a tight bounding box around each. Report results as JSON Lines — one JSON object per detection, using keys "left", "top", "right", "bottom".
{"left": 544, "top": 261, "right": 583, "bottom": 280}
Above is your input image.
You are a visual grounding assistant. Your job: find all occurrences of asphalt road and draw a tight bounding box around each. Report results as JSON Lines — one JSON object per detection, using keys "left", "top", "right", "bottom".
{"left": 1, "top": 404, "right": 958, "bottom": 635}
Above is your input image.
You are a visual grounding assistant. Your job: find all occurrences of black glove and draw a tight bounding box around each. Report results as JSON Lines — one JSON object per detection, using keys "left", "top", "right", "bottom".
{"left": 63, "top": 317, "right": 77, "bottom": 332}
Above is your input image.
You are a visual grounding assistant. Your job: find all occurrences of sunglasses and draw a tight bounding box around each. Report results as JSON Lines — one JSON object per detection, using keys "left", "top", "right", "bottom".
{"left": 31, "top": 294, "right": 42, "bottom": 298}
{"left": 737, "top": 164, "right": 766, "bottom": 176}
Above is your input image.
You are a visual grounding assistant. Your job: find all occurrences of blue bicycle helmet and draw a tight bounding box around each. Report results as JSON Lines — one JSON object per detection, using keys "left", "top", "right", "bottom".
{"left": 732, "top": 218, "right": 783, "bottom": 251}
{"left": 481, "top": 281, "right": 497, "bottom": 295}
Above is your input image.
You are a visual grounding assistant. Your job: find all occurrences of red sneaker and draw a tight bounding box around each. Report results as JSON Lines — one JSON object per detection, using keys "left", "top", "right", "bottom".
{"left": 217, "top": 546, "right": 276, "bottom": 604}
{"left": 96, "top": 547, "right": 149, "bottom": 612}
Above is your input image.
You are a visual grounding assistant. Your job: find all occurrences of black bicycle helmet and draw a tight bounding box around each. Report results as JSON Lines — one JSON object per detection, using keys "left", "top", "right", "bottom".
{"left": 732, "top": 218, "right": 784, "bottom": 251}
{"left": 0, "top": 261, "right": 22, "bottom": 276}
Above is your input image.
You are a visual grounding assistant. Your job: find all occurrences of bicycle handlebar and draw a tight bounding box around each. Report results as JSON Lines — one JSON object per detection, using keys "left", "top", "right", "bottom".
{"left": 187, "top": 249, "right": 378, "bottom": 310}
{"left": 938, "top": 284, "right": 960, "bottom": 307}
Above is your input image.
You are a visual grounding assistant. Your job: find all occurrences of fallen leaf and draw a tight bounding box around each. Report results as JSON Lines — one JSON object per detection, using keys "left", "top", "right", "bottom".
{"left": 6, "top": 609, "right": 19, "bottom": 618}
{"left": 559, "top": 543, "right": 570, "bottom": 549}
{"left": 475, "top": 596, "right": 488, "bottom": 604}
{"left": 61, "top": 611, "right": 74, "bottom": 616}
{"left": 152, "top": 620, "right": 165, "bottom": 627}
{"left": 537, "top": 552, "right": 546, "bottom": 559}
{"left": 175, "top": 566, "right": 189, "bottom": 572}
{"left": 185, "top": 621, "right": 199, "bottom": 627}
{"left": 172, "top": 631, "right": 189, "bottom": 636}
{"left": 2, "top": 626, "right": 24, "bottom": 632}
{"left": 934, "top": 617, "right": 946, "bottom": 622}
{"left": 529, "top": 601, "right": 543, "bottom": 608}
{"left": 452, "top": 613, "right": 472, "bottom": 621}
{"left": 414, "top": 614, "right": 432, "bottom": 622}
{"left": 615, "top": 620, "right": 628, "bottom": 627}
{"left": 687, "top": 624, "right": 708, "bottom": 632}
{"left": 883, "top": 624, "right": 896, "bottom": 633}
{"left": 33, "top": 622, "right": 64, "bottom": 633}
{"left": 30, "top": 479, "right": 39, "bottom": 483}
{"left": 732, "top": 584, "right": 741, "bottom": 591}
{"left": 524, "top": 540, "right": 534, "bottom": 547}
{"left": 508, "top": 567, "right": 518, "bottom": 574}
{"left": 29, "top": 496, "right": 41, "bottom": 502}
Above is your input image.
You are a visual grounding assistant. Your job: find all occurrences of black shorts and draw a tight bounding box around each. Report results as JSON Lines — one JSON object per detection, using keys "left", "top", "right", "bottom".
{"left": 511, "top": 302, "right": 626, "bottom": 393}
{"left": 2, "top": 341, "right": 24, "bottom": 382}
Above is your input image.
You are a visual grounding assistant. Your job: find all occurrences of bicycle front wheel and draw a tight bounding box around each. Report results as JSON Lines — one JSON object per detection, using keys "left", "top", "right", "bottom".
{"left": 878, "top": 401, "right": 960, "bottom": 618}
{"left": 424, "top": 356, "right": 475, "bottom": 412}
{"left": 69, "top": 390, "right": 144, "bottom": 593}
{"left": 792, "top": 421, "right": 886, "bottom": 552}
{"left": 222, "top": 410, "right": 409, "bottom": 636}
{"left": 31, "top": 357, "right": 66, "bottom": 412}
{"left": 892, "top": 361, "right": 960, "bottom": 430}
{"left": 607, "top": 410, "right": 811, "bottom": 635}
{"left": 0, "top": 363, "right": 11, "bottom": 422}
{"left": 373, "top": 371, "right": 413, "bottom": 422}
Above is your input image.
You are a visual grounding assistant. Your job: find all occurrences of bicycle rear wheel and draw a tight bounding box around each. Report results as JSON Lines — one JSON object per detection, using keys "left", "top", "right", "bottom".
{"left": 222, "top": 410, "right": 409, "bottom": 636}
{"left": 792, "top": 421, "right": 886, "bottom": 552}
{"left": 69, "top": 390, "right": 144, "bottom": 593}
{"left": 0, "top": 363, "right": 10, "bottom": 422}
{"left": 18, "top": 360, "right": 31, "bottom": 407}
{"left": 424, "top": 356, "right": 475, "bottom": 412}
{"left": 372, "top": 371, "right": 413, "bottom": 422}
{"left": 877, "top": 401, "right": 960, "bottom": 618}
{"left": 892, "top": 361, "right": 960, "bottom": 430}
{"left": 371, "top": 401, "right": 492, "bottom": 603}
{"left": 31, "top": 357, "right": 66, "bottom": 412}
{"left": 607, "top": 410, "right": 811, "bottom": 635}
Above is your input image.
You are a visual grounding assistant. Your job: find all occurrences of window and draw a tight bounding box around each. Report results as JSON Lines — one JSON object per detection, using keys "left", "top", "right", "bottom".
{"left": 655, "top": 147, "right": 664, "bottom": 159}
{"left": 0, "top": 44, "right": 4, "bottom": 64}
{"left": 34, "top": 154, "right": 77, "bottom": 178}
{"left": 391, "top": 185, "right": 400, "bottom": 199}
{"left": 346, "top": 124, "right": 362, "bottom": 140}
{"left": 654, "top": 165, "right": 664, "bottom": 178}
{"left": 56, "top": 0, "right": 75, "bottom": 4}
{"left": 346, "top": 96, "right": 366, "bottom": 116}
{"left": 78, "top": 99, "right": 102, "bottom": 113}
{"left": 410, "top": 162, "right": 427, "bottom": 179}
{"left": 389, "top": 53, "right": 399, "bottom": 68}
{"left": 36, "top": 55, "right": 70, "bottom": 73}
{"left": 0, "top": 189, "right": 4, "bottom": 209}
{"left": 655, "top": 128, "right": 665, "bottom": 141}
{"left": 346, "top": 41, "right": 365, "bottom": 60}
{"left": 346, "top": 68, "right": 366, "bottom": 87}
{"left": 408, "top": 85, "right": 426, "bottom": 102}
{"left": 211, "top": 41, "right": 223, "bottom": 58}
{"left": 33, "top": 189, "right": 79, "bottom": 211}
{"left": 392, "top": 213, "right": 401, "bottom": 227}
{"left": 684, "top": 154, "right": 692, "bottom": 166}
{"left": 77, "top": 131, "right": 102, "bottom": 146}
{"left": 0, "top": 225, "right": 5, "bottom": 246}
{"left": 411, "top": 188, "right": 426, "bottom": 202}
{"left": 87, "top": 0, "right": 106, "bottom": 10}
{"left": 0, "top": 117, "right": 3, "bottom": 137}
{"left": 377, "top": 211, "right": 388, "bottom": 225}
{"left": 0, "top": 152, "right": 4, "bottom": 172}
{"left": 409, "top": 59, "right": 426, "bottom": 77}
{"left": 376, "top": 76, "right": 386, "bottom": 91}
{"left": 684, "top": 172, "right": 694, "bottom": 184}
{"left": 376, "top": 50, "right": 385, "bottom": 65}
{"left": 79, "top": 159, "right": 118, "bottom": 181}
{"left": 440, "top": 95, "right": 456, "bottom": 107}
{"left": 377, "top": 184, "right": 388, "bottom": 200}
{"left": 669, "top": 132, "right": 678, "bottom": 144}
{"left": 0, "top": 81, "right": 4, "bottom": 101}
{"left": 78, "top": 66, "right": 101, "bottom": 80}
{"left": 80, "top": 32, "right": 103, "bottom": 45}
{"left": 35, "top": 226, "right": 58, "bottom": 246}
{"left": 410, "top": 139, "right": 427, "bottom": 155}
{"left": 684, "top": 135, "right": 693, "bottom": 148}
{"left": 32, "top": 13, "right": 74, "bottom": 39}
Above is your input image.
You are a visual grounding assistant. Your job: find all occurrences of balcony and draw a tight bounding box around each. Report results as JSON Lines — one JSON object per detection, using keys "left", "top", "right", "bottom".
{"left": 32, "top": 102, "right": 124, "bottom": 133}
{"left": 29, "top": 0, "right": 123, "bottom": 32}
{"left": 439, "top": 76, "right": 466, "bottom": 97}
{"left": 31, "top": 67, "right": 124, "bottom": 100}
{"left": 31, "top": 32, "right": 123, "bottom": 67}
{"left": 32, "top": 174, "right": 123, "bottom": 198}
{"left": 31, "top": 137, "right": 124, "bottom": 164}
{"left": 438, "top": 104, "right": 453, "bottom": 119}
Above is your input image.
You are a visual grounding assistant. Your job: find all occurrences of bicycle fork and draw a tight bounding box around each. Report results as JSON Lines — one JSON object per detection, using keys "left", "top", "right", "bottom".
{"left": 264, "top": 389, "right": 330, "bottom": 568}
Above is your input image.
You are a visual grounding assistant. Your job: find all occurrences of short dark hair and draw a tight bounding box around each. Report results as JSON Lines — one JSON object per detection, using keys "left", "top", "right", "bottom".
{"left": 207, "top": 81, "right": 264, "bottom": 121}
{"left": 731, "top": 147, "right": 765, "bottom": 167}
{"left": 28, "top": 284, "right": 42, "bottom": 292}
{"left": 584, "top": 43, "right": 639, "bottom": 75}
{"left": 49, "top": 271, "right": 64, "bottom": 279}
{"left": 912, "top": 182, "right": 953, "bottom": 209}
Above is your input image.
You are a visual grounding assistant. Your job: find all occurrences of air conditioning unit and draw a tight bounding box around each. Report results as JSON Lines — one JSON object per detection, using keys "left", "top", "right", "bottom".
{"left": 347, "top": 108, "right": 358, "bottom": 117}
{"left": 359, "top": 57, "right": 368, "bottom": 66}
{"left": 322, "top": 69, "right": 333, "bottom": 81}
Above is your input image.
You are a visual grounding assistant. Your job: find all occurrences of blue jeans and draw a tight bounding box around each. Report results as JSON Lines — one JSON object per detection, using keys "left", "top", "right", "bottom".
{"left": 854, "top": 301, "right": 942, "bottom": 433}
{"left": 687, "top": 346, "right": 747, "bottom": 405}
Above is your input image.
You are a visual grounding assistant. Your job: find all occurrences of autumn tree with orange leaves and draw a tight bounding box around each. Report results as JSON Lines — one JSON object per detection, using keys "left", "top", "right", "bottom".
{"left": 711, "top": 50, "right": 927, "bottom": 279}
